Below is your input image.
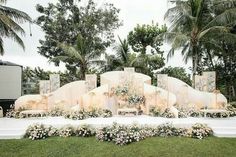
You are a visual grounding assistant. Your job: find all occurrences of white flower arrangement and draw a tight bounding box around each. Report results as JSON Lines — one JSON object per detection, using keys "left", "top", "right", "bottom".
{"left": 5, "top": 109, "right": 21, "bottom": 118}
{"left": 149, "top": 106, "right": 161, "bottom": 116}
{"left": 47, "top": 107, "right": 64, "bottom": 117}
{"left": 189, "top": 123, "right": 213, "bottom": 139}
{"left": 160, "top": 108, "right": 175, "bottom": 118}
{"left": 64, "top": 109, "right": 113, "bottom": 120}
{"left": 64, "top": 110, "right": 86, "bottom": 120}
{"left": 128, "top": 94, "right": 145, "bottom": 106}
{"left": 101, "top": 109, "right": 113, "bottom": 118}
{"left": 25, "top": 124, "right": 49, "bottom": 140}
{"left": 75, "top": 125, "right": 95, "bottom": 137}
{"left": 59, "top": 125, "right": 74, "bottom": 137}
{"left": 114, "top": 85, "right": 129, "bottom": 96}
{"left": 25, "top": 122, "right": 213, "bottom": 143}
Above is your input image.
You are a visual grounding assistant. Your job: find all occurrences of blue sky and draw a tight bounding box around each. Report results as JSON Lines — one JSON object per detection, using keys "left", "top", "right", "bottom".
{"left": 0, "top": 0, "right": 191, "bottom": 72}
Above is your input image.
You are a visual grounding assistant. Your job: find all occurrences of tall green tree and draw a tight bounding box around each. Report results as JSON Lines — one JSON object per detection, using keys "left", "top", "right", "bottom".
{"left": 36, "top": 0, "right": 121, "bottom": 77}
{"left": 104, "top": 36, "right": 137, "bottom": 71}
{"left": 127, "top": 23, "right": 166, "bottom": 77}
{"left": 0, "top": 0, "right": 31, "bottom": 55}
{"left": 202, "top": 25, "right": 236, "bottom": 101}
{"left": 52, "top": 34, "right": 104, "bottom": 80}
{"left": 164, "top": 0, "right": 236, "bottom": 85}
{"left": 128, "top": 23, "right": 167, "bottom": 55}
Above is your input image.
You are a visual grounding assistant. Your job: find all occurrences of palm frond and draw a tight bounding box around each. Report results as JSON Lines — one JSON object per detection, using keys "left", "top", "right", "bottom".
{"left": 57, "top": 42, "right": 84, "bottom": 63}
{"left": 204, "top": 8, "right": 236, "bottom": 30}
{"left": 0, "top": 13, "right": 25, "bottom": 35}
{"left": 0, "top": 5, "right": 32, "bottom": 23}
{"left": 50, "top": 56, "right": 71, "bottom": 63}
{"left": 198, "top": 26, "right": 230, "bottom": 40}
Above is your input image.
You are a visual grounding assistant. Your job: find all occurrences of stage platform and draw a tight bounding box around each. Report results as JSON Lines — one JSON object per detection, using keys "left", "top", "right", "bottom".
{"left": 1, "top": 116, "right": 236, "bottom": 139}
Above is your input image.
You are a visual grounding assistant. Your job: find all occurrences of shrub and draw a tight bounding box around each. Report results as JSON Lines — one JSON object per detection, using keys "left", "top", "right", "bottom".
{"left": 230, "top": 102, "right": 236, "bottom": 108}
{"left": 48, "top": 107, "right": 64, "bottom": 117}
{"left": 75, "top": 125, "right": 95, "bottom": 137}
{"left": 226, "top": 105, "right": 236, "bottom": 117}
{"left": 161, "top": 108, "right": 175, "bottom": 118}
{"left": 101, "top": 109, "right": 113, "bottom": 118}
{"left": 96, "top": 124, "right": 117, "bottom": 142}
{"left": 59, "top": 125, "right": 74, "bottom": 137}
{"left": 64, "top": 110, "right": 86, "bottom": 120}
{"left": 177, "top": 108, "right": 188, "bottom": 118}
{"left": 188, "top": 123, "right": 213, "bottom": 139}
{"left": 87, "top": 108, "right": 100, "bottom": 118}
{"left": 188, "top": 109, "right": 201, "bottom": 117}
{"left": 154, "top": 123, "right": 189, "bottom": 137}
{"left": 96, "top": 123, "right": 153, "bottom": 145}
{"left": 25, "top": 124, "right": 49, "bottom": 140}
{"left": 64, "top": 109, "right": 113, "bottom": 120}
{"left": 5, "top": 110, "right": 20, "bottom": 118}
{"left": 48, "top": 126, "right": 59, "bottom": 137}
{"left": 149, "top": 106, "right": 161, "bottom": 117}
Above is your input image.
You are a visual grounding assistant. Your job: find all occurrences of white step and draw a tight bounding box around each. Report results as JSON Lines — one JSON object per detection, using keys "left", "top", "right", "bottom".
{"left": 0, "top": 129, "right": 25, "bottom": 139}
{"left": 214, "top": 131, "right": 236, "bottom": 137}
{"left": 212, "top": 127, "right": 236, "bottom": 137}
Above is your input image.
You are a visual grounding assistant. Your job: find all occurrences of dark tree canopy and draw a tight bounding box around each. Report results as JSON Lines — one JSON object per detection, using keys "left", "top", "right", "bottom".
{"left": 159, "top": 66, "right": 192, "bottom": 86}
{"left": 36, "top": 0, "right": 122, "bottom": 71}
{"left": 127, "top": 23, "right": 167, "bottom": 54}
{"left": 126, "top": 23, "right": 167, "bottom": 78}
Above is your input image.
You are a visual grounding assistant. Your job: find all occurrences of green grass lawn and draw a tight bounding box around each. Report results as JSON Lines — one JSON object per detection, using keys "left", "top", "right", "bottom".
{"left": 0, "top": 137, "right": 236, "bottom": 157}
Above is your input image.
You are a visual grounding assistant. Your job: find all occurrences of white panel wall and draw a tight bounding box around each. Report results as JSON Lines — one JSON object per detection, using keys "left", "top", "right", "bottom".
{"left": 0, "top": 66, "right": 22, "bottom": 99}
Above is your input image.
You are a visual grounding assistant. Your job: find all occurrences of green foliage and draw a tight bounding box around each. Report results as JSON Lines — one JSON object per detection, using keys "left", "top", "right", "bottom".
{"left": 51, "top": 34, "right": 106, "bottom": 79}
{"left": 0, "top": 0, "right": 31, "bottom": 55}
{"left": 104, "top": 36, "right": 137, "bottom": 71}
{"left": 22, "top": 67, "right": 76, "bottom": 94}
{"left": 128, "top": 23, "right": 167, "bottom": 54}
{"left": 101, "top": 23, "right": 167, "bottom": 77}
{"left": 165, "top": 0, "right": 236, "bottom": 82}
{"left": 36, "top": 0, "right": 121, "bottom": 74}
{"left": 202, "top": 26, "right": 236, "bottom": 101}
{"left": 125, "top": 23, "right": 166, "bottom": 78}
{"left": 159, "top": 66, "right": 191, "bottom": 85}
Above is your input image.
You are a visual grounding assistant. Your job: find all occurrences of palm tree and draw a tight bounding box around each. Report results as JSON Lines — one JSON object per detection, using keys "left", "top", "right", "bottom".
{"left": 0, "top": 0, "right": 31, "bottom": 55}
{"left": 52, "top": 34, "right": 105, "bottom": 80}
{"left": 105, "top": 36, "right": 137, "bottom": 71}
{"left": 164, "top": 0, "right": 236, "bottom": 86}
{"left": 106, "top": 36, "right": 164, "bottom": 78}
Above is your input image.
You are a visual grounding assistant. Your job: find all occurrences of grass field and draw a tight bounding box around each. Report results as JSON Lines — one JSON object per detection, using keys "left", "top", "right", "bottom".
{"left": 0, "top": 137, "right": 236, "bottom": 157}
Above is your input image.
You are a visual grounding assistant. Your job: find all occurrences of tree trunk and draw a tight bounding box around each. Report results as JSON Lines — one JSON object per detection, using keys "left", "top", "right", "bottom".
{"left": 192, "top": 45, "right": 198, "bottom": 88}
{"left": 80, "top": 64, "right": 87, "bottom": 80}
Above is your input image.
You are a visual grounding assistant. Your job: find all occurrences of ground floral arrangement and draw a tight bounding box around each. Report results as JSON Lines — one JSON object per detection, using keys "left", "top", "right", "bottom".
{"left": 149, "top": 105, "right": 236, "bottom": 118}
{"left": 6, "top": 107, "right": 112, "bottom": 120}
{"left": 25, "top": 122, "right": 213, "bottom": 145}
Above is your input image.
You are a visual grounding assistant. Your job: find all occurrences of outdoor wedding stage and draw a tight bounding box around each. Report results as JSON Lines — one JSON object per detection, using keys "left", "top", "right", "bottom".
{"left": 2, "top": 68, "right": 236, "bottom": 140}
